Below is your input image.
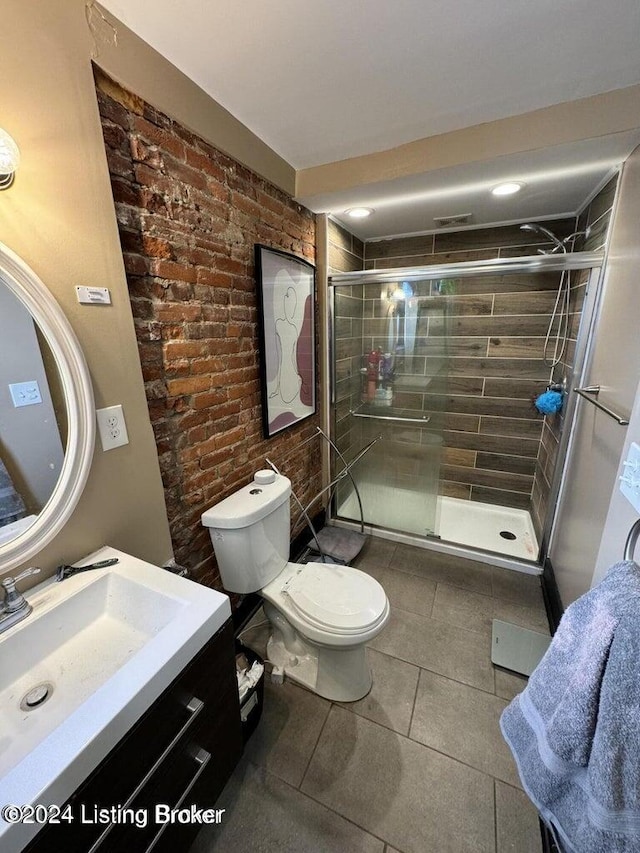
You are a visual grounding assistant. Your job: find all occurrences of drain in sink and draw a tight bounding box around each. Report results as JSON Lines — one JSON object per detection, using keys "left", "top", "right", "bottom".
{"left": 499, "top": 530, "right": 517, "bottom": 540}
{"left": 20, "top": 682, "right": 54, "bottom": 711}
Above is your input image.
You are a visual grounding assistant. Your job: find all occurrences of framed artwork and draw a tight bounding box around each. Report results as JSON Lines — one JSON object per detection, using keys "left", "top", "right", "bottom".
{"left": 255, "top": 244, "right": 316, "bottom": 438}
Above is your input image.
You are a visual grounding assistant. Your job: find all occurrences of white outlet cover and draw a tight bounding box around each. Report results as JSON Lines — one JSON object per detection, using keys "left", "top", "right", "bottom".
{"left": 96, "top": 404, "right": 129, "bottom": 451}
{"left": 620, "top": 441, "right": 640, "bottom": 514}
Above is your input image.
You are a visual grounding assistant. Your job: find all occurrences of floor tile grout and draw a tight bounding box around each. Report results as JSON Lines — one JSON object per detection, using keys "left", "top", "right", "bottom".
{"left": 366, "top": 642, "right": 507, "bottom": 701}
{"left": 493, "top": 778, "right": 499, "bottom": 853}
{"left": 406, "top": 663, "right": 422, "bottom": 738}
{"left": 324, "top": 695, "right": 521, "bottom": 794}
{"left": 297, "top": 696, "right": 333, "bottom": 791}
{"left": 364, "top": 644, "right": 524, "bottom": 711}
{"left": 292, "top": 706, "right": 510, "bottom": 850}
{"left": 213, "top": 540, "right": 543, "bottom": 852}
{"left": 245, "top": 756, "right": 391, "bottom": 848}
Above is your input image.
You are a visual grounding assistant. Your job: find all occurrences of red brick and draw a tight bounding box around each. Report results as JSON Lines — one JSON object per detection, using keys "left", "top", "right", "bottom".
{"left": 142, "top": 236, "right": 173, "bottom": 258}
{"left": 212, "top": 255, "right": 244, "bottom": 276}
{"left": 96, "top": 90, "right": 131, "bottom": 130}
{"left": 166, "top": 375, "right": 211, "bottom": 397}
{"left": 164, "top": 155, "right": 210, "bottom": 192}
{"left": 197, "top": 268, "right": 233, "bottom": 288}
{"left": 133, "top": 116, "right": 186, "bottom": 161}
{"left": 97, "top": 80, "right": 321, "bottom": 613}
{"left": 163, "top": 340, "right": 208, "bottom": 361}
{"left": 123, "top": 253, "right": 149, "bottom": 276}
{"left": 154, "top": 303, "right": 202, "bottom": 323}
{"left": 151, "top": 259, "right": 198, "bottom": 284}
{"left": 184, "top": 147, "right": 226, "bottom": 182}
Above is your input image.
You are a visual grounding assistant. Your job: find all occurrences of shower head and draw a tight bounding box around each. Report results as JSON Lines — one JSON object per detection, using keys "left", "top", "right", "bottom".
{"left": 520, "top": 223, "right": 566, "bottom": 253}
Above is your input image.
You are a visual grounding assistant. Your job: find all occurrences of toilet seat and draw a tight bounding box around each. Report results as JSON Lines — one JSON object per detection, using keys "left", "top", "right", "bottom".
{"left": 286, "top": 562, "right": 387, "bottom": 633}
{"left": 262, "top": 562, "right": 390, "bottom": 647}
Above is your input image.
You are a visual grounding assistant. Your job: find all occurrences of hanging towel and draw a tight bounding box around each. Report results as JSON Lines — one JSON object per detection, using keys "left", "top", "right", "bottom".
{"left": 0, "top": 456, "right": 26, "bottom": 526}
{"left": 500, "top": 560, "right": 640, "bottom": 853}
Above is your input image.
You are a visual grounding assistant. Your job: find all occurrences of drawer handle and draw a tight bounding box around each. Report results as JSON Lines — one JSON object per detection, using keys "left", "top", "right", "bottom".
{"left": 87, "top": 696, "right": 204, "bottom": 852}
{"left": 145, "top": 748, "right": 211, "bottom": 852}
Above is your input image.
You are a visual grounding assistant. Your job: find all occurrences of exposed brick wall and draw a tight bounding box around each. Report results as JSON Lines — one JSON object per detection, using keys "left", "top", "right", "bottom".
{"left": 94, "top": 69, "right": 320, "bottom": 592}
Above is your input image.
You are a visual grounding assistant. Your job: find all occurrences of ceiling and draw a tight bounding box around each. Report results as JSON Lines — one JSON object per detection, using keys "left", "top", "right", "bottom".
{"left": 99, "top": 0, "right": 640, "bottom": 240}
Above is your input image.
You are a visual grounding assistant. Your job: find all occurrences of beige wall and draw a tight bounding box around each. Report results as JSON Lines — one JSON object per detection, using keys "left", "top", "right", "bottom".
{"left": 296, "top": 85, "right": 640, "bottom": 200}
{"left": 0, "top": 0, "right": 294, "bottom": 581}
{"left": 550, "top": 144, "right": 640, "bottom": 604}
{"left": 592, "top": 147, "right": 640, "bottom": 584}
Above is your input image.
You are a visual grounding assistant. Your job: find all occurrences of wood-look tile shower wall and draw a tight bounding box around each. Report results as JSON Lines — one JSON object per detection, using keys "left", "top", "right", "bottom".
{"left": 329, "top": 220, "right": 365, "bottom": 466}
{"left": 362, "top": 220, "right": 581, "bottom": 514}
{"left": 330, "top": 191, "right": 615, "bottom": 539}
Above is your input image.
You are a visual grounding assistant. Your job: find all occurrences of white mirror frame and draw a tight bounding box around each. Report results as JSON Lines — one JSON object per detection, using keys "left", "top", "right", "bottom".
{"left": 0, "top": 242, "right": 95, "bottom": 572}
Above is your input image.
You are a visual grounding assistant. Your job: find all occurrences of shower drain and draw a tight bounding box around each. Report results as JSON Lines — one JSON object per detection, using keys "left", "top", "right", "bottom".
{"left": 499, "top": 530, "right": 517, "bottom": 541}
{"left": 20, "top": 682, "right": 54, "bottom": 711}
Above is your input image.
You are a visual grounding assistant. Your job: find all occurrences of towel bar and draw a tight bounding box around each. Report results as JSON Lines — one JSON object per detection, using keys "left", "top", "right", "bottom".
{"left": 624, "top": 518, "right": 640, "bottom": 561}
{"left": 350, "top": 409, "right": 431, "bottom": 425}
{"left": 573, "top": 385, "right": 629, "bottom": 425}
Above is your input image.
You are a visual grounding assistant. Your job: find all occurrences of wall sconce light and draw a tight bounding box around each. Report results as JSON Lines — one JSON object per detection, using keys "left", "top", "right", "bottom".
{"left": 0, "top": 128, "right": 20, "bottom": 189}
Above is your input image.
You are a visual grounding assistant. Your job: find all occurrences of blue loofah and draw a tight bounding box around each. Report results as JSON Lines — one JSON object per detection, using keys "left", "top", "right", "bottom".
{"left": 535, "top": 389, "right": 563, "bottom": 415}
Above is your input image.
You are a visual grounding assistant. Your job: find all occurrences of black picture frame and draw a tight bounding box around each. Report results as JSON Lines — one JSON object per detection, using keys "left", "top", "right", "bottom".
{"left": 254, "top": 244, "right": 316, "bottom": 439}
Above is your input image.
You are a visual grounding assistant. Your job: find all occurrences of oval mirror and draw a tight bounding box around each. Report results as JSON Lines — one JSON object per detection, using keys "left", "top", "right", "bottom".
{"left": 0, "top": 242, "right": 94, "bottom": 572}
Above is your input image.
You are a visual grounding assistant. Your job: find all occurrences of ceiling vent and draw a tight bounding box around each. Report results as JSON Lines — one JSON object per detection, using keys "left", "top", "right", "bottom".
{"left": 433, "top": 213, "right": 473, "bottom": 228}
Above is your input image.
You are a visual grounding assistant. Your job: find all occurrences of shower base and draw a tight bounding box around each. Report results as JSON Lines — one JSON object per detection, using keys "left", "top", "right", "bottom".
{"left": 337, "top": 490, "right": 538, "bottom": 562}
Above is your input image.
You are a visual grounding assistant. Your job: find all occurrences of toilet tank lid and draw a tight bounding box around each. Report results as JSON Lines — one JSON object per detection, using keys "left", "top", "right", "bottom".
{"left": 201, "top": 473, "right": 291, "bottom": 529}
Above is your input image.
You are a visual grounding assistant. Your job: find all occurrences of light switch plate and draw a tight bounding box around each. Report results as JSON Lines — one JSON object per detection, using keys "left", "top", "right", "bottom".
{"left": 9, "top": 380, "right": 42, "bottom": 407}
{"left": 620, "top": 441, "right": 640, "bottom": 513}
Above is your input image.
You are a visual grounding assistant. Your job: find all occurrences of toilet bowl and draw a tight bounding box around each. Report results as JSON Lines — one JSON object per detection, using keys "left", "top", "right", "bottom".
{"left": 201, "top": 471, "right": 390, "bottom": 701}
{"left": 262, "top": 561, "right": 390, "bottom": 701}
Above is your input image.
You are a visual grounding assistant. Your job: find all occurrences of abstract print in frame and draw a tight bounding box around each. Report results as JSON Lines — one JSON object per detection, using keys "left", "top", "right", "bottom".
{"left": 255, "top": 245, "right": 316, "bottom": 438}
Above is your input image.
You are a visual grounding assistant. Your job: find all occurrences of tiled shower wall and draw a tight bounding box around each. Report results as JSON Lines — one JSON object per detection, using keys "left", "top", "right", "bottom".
{"left": 532, "top": 175, "right": 619, "bottom": 540}
{"left": 331, "top": 186, "right": 616, "bottom": 541}
{"left": 361, "top": 220, "right": 577, "bottom": 512}
{"left": 329, "top": 220, "right": 365, "bottom": 468}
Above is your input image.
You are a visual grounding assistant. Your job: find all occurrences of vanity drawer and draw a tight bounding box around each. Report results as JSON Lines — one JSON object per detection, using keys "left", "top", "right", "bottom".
{"left": 24, "top": 617, "right": 242, "bottom": 853}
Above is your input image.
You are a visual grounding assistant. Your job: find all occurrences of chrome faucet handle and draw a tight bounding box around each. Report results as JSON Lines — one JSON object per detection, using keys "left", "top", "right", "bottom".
{"left": 1, "top": 567, "right": 41, "bottom": 613}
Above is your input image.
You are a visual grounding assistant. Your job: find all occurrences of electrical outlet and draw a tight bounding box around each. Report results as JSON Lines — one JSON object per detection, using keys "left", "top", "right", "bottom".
{"left": 96, "top": 405, "right": 129, "bottom": 451}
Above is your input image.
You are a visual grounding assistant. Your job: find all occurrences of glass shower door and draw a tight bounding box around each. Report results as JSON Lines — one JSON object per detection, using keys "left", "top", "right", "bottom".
{"left": 331, "top": 276, "right": 449, "bottom": 538}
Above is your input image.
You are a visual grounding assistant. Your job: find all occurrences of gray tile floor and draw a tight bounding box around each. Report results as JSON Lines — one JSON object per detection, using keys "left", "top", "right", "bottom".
{"left": 190, "top": 538, "right": 548, "bottom": 853}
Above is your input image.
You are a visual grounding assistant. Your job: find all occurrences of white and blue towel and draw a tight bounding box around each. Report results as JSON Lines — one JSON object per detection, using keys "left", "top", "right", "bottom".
{"left": 501, "top": 560, "right": 640, "bottom": 852}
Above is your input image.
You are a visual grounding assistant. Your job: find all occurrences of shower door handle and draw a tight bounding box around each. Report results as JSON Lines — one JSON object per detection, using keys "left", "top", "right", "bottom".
{"left": 573, "top": 385, "right": 629, "bottom": 425}
{"left": 350, "top": 410, "right": 431, "bottom": 425}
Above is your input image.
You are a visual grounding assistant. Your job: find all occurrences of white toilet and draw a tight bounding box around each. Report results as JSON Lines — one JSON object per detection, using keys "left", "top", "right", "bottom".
{"left": 201, "top": 470, "right": 390, "bottom": 702}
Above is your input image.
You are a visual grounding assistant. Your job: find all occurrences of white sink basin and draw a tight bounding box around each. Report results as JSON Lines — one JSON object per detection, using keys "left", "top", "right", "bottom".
{"left": 0, "top": 547, "right": 231, "bottom": 853}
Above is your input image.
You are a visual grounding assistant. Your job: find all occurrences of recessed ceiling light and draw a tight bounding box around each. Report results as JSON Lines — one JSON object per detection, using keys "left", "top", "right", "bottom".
{"left": 491, "top": 182, "right": 525, "bottom": 197}
{"left": 345, "top": 207, "right": 374, "bottom": 218}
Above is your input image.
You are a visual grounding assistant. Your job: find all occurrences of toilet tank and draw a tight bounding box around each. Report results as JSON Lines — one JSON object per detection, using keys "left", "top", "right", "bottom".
{"left": 201, "top": 471, "right": 291, "bottom": 593}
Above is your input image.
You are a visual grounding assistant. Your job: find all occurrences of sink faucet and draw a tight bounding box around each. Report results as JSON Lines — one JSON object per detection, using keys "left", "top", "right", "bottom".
{"left": 0, "top": 567, "right": 41, "bottom": 634}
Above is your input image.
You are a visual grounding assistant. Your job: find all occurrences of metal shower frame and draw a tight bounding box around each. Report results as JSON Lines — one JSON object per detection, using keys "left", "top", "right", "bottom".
{"left": 326, "top": 251, "right": 606, "bottom": 572}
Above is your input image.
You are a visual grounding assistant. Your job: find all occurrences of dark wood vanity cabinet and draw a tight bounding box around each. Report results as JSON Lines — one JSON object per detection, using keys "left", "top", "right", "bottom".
{"left": 24, "top": 618, "right": 242, "bottom": 853}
